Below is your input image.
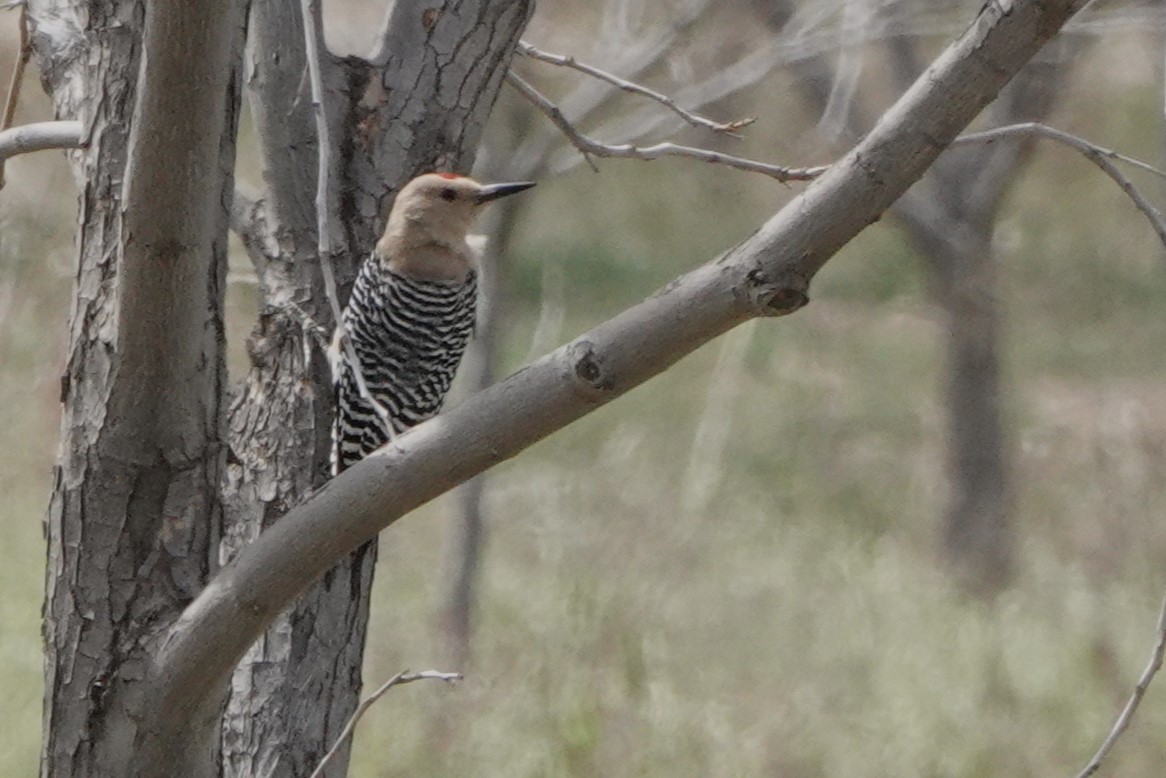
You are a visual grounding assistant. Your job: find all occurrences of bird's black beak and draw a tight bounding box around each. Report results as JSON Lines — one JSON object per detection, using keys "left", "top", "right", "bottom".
{"left": 475, "top": 181, "right": 536, "bottom": 204}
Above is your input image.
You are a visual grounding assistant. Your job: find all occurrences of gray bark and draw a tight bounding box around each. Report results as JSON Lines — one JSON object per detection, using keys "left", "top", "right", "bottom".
{"left": 29, "top": 0, "right": 245, "bottom": 775}
{"left": 220, "top": 2, "right": 533, "bottom": 776}
{"left": 136, "top": 6, "right": 1088, "bottom": 770}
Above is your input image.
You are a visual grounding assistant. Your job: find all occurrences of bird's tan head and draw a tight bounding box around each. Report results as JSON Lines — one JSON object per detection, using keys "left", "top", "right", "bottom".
{"left": 378, "top": 173, "right": 535, "bottom": 281}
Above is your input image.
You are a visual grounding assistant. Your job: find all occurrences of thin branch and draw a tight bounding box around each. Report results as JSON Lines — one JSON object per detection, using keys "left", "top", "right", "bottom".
{"left": 1075, "top": 590, "right": 1166, "bottom": 778}
{"left": 502, "top": 0, "right": 717, "bottom": 176}
{"left": 515, "top": 68, "right": 1166, "bottom": 246}
{"left": 952, "top": 123, "right": 1166, "bottom": 250}
{"left": 0, "top": 120, "right": 83, "bottom": 164}
{"left": 953, "top": 122, "right": 1166, "bottom": 179}
{"left": 515, "top": 40, "right": 754, "bottom": 137}
{"left": 308, "top": 669, "right": 462, "bottom": 778}
{"left": 301, "top": 0, "right": 338, "bottom": 320}
{"left": 554, "top": 41, "right": 793, "bottom": 177}
{"left": 299, "top": 0, "right": 396, "bottom": 437}
{"left": 506, "top": 71, "right": 827, "bottom": 183}
{"left": 1, "top": 2, "right": 32, "bottom": 188}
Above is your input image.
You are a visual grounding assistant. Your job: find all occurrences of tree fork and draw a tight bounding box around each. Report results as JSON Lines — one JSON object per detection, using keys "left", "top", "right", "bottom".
{"left": 220, "top": 1, "right": 534, "bottom": 776}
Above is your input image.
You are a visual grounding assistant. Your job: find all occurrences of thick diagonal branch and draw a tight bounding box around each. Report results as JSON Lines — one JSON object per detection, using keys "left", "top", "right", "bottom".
{"left": 143, "top": 0, "right": 1088, "bottom": 750}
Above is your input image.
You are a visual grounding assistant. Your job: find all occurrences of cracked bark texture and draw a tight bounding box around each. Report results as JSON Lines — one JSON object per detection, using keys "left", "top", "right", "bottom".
{"left": 220, "top": 2, "right": 533, "bottom": 776}
{"left": 28, "top": 0, "right": 245, "bottom": 774}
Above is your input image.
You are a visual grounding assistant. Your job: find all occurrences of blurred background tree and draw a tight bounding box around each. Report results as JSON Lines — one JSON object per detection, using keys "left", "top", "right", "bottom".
{"left": 4, "top": 0, "right": 1166, "bottom": 776}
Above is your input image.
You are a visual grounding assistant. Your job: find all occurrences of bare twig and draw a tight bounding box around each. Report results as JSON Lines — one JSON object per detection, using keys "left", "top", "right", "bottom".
{"left": 575, "top": 45, "right": 786, "bottom": 171}
{"left": 1075, "top": 590, "right": 1166, "bottom": 778}
{"left": 952, "top": 123, "right": 1166, "bottom": 250}
{"left": 502, "top": 0, "right": 718, "bottom": 176}
{"left": 953, "top": 122, "right": 1166, "bottom": 180}
{"left": 515, "top": 40, "right": 754, "bottom": 137}
{"left": 515, "top": 69, "right": 1166, "bottom": 243}
{"left": 506, "top": 71, "right": 827, "bottom": 183}
{"left": 299, "top": 0, "right": 395, "bottom": 437}
{"left": 1, "top": 2, "right": 32, "bottom": 187}
{"left": 308, "top": 669, "right": 461, "bottom": 778}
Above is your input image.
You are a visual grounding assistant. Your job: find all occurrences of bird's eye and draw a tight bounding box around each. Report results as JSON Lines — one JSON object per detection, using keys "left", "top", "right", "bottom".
{"left": 440, "top": 188, "right": 457, "bottom": 201}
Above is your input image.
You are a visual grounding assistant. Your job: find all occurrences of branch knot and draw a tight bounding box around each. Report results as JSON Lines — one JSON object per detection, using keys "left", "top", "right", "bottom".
{"left": 743, "top": 268, "right": 809, "bottom": 317}
{"left": 567, "top": 341, "right": 614, "bottom": 396}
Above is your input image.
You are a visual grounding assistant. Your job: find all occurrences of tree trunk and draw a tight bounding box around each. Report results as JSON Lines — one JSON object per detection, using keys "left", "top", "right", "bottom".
{"left": 220, "top": 2, "right": 533, "bottom": 775}
{"left": 30, "top": 0, "right": 245, "bottom": 774}
{"left": 762, "top": 0, "right": 1073, "bottom": 592}
{"left": 893, "top": 47, "right": 1072, "bottom": 592}
{"left": 901, "top": 215, "right": 1014, "bottom": 591}
{"left": 439, "top": 198, "right": 522, "bottom": 669}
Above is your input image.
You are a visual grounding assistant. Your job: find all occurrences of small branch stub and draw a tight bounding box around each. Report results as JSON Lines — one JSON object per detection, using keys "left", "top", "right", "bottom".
{"left": 568, "top": 341, "right": 614, "bottom": 396}
{"left": 744, "top": 267, "right": 809, "bottom": 317}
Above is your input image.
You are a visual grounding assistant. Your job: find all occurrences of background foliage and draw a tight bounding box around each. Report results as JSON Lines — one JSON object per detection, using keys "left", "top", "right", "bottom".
{"left": 3, "top": 1, "right": 1166, "bottom": 775}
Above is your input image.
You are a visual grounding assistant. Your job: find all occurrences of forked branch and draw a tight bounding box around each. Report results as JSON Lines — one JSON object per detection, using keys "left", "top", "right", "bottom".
{"left": 514, "top": 56, "right": 1166, "bottom": 247}
{"left": 308, "top": 669, "right": 462, "bottom": 778}
{"left": 506, "top": 71, "right": 826, "bottom": 182}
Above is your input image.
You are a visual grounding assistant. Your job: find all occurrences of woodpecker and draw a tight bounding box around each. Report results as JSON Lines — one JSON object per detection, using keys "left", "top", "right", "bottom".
{"left": 331, "top": 172, "right": 535, "bottom": 474}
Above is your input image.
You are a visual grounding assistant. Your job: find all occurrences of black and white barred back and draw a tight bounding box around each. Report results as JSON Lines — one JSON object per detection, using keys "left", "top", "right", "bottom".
{"left": 332, "top": 257, "right": 477, "bottom": 474}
